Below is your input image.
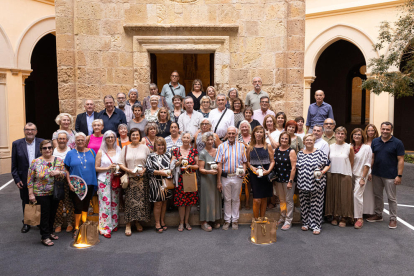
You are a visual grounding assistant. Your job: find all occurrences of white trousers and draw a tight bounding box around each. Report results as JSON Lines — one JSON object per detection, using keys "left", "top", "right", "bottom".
{"left": 353, "top": 176, "right": 366, "bottom": 218}
{"left": 221, "top": 176, "right": 243, "bottom": 223}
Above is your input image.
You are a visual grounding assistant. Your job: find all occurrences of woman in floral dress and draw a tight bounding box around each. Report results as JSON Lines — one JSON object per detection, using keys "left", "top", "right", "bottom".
{"left": 170, "top": 131, "right": 199, "bottom": 232}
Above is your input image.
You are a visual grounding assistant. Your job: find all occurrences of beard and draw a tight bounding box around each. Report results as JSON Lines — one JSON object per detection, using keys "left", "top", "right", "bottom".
{"left": 118, "top": 102, "right": 125, "bottom": 108}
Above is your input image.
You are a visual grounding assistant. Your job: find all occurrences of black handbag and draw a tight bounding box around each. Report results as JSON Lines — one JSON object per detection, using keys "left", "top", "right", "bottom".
{"left": 253, "top": 147, "right": 277, "bottom": 182}
{"left": 52, "top": 157, "right": 65, "bottom": 201}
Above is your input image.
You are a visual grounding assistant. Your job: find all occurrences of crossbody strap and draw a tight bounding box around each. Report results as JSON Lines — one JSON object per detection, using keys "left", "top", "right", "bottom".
{"left": 169, "top": 85, "right": 176, "bottom": 97}
{"left": 253, "top": 147, "right": 264, "bottom": 167}
{"left": 214, "top": 108, "right": 228, "bottom": 134}
{"left": 104, "top": 151, "right": 113, "bottom": 164}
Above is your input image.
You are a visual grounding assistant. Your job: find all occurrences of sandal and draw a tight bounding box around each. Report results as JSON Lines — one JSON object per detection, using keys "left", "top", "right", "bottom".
{"left": 301, "top": 225, "right": 309, "bottom": 231}
{"left": 55, "top": 226, "right": 62, "bottom": 233}
{"left": 185, "top": 223, "right": 192, "bottom": 231}
{"left": 331, "top": 219, "right": 338, "bottom": 226}
{"left": 135, "top": 222, "right": 143, "bottom": 232}
{"left": 41, "top": 238, "right": 54, "bottom": 246}
{"left": 50, "top": 234, "right": 59, "bottom": 240}
{"left": 313, "top": 230, "right": 321, "bottom": 235}
{"left": 201, "top": 222, "right": 212, "bottom": 232}
{"left": 103, "top": 233, "right": 111, "bottom": 238}
{"left": 339, "top": 219, "right": 347, "bottom": 228}
{"left": 178, "top": 224, "right": 184, "bottom": 232}
{"left": 213, "top": 223, "right": 221, "bottom": 229}
{"left": 112, "top": 227, "right": 118, "bottom": 232}
{"left": 125, "top": 224, "right": 132, "bottom": 236}
{"left": 161, "top": 225, "right": 167, "bottom": 231}
{"left": 155, "top": 227, "right": 163, "bottom": 233}
{"left": 281, "top": 222, "right": 291, "bottom": 231}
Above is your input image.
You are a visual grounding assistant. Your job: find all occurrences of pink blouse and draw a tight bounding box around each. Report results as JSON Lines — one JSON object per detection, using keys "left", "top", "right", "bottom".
{"left": 88, "top": 134, "right": 103, "bottom": 154}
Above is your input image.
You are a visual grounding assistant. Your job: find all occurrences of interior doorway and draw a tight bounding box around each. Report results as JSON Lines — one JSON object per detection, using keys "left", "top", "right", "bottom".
{"left": 25, "top": 33, "right": 59, "bottom": 140}
{"left": 150, "top": 53, "right": 214, "bottom": 95}
{"left": 311, "top": 40, "right": 368, "bottom": 133}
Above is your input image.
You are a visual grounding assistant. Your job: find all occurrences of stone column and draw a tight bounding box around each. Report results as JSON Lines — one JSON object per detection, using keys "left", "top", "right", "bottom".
{"left": 303, "top": 76, "right": 316, "bottom": 119}
{"left": 0, "top": 72, "right": 10, "bottom": 174}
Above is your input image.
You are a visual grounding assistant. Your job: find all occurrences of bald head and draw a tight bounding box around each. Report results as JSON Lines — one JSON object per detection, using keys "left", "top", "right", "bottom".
{"left": 315, "top": 90, "right": 325, "bottom": 105}
{"left": 84, "top": 100, "right": 95, "bottom": 114}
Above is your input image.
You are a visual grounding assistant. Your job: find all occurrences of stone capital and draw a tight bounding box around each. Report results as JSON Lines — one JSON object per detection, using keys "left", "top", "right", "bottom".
{"left": 304, "top": 76, "right": 316, "bottom": 89}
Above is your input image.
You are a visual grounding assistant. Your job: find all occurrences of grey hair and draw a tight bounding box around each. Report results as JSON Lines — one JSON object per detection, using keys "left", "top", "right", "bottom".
{"left": 324, "top": 118, "right": 336, "bottom": 125}
{"left": 216, "top": 93, "right": 226, "bottom": 99}
{"left": 201, "top": 132, "right": 215, "bottom": 143}
{"left": 313, "top": 124, "right": 324, "bottom": 132}
{"left": 183, "top": 96, "right": 194, "bottom": 103}
{"left": 150, "top": 95, "right": 160, "bottom": 101}
{"left": 145, "top": 122, "right": 158, "bottom": 136}
{"left": 227, "top": 126, "right": 238, "bottom": 133}
{"left": 117, "top": 92, "right": 126, "bottom": 98}
{"left": 128, "top": 88, "right": 138, "bottom": 97}
{"left": 181, "top": 131, "right": 193, "bottom": 141}
{"left": 227, "top": 88, "right": 239, "bottom": 98}
{"left": 100, "top": 130, "right": 121, "bottom": 154}
{"left": 149, "top": 83, "right": 158, "bottom": 90}
{"left": 238, "top": 120, "right": 252, "bottom": 134}
{"left": 201, "top": 118, "right": 212, "bottom": 126}
{"left": 75, "top": 132, "right": 87, "bottom": 139}
{"left": 24, "top": 122, "right": 37, "bottom": 131}
{"left": 252, "top": 76, "right": 262, "bottom": 82}
{"left": 118, "top": 123, "right": 128, "bottom": 130}
{"left": 55, "top": 113, "right": 73, "bottom": 126}
{"left": 56, "top": 130, "right": 69, "bottom": 139}
{"left": 92, "top": 119, "right": 104, "bottom": 126}
{"left": 200, "top": 95, "right": 211, "bottom": 105}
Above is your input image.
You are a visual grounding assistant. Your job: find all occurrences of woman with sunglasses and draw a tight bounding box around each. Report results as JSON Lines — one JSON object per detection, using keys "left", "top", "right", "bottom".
{"left": 28, "top": 140, "right": 67, "bottom": 246}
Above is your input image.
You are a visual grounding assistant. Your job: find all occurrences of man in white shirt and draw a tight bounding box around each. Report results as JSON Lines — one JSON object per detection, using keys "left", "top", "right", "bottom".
{"left": 252, "top": 96, "right": 275, "bottom": 126}
{"left": 209, "top": 94, "right": 235, "bottom": 140}
{"left": 177, "top": 96, "right": 204, "bottom": 136}
{"left": 313, "top": 125, "right": 329, "bottom": 157}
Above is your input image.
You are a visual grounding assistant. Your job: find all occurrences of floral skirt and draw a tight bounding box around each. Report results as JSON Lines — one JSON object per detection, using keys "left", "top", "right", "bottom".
{"left": 98, "top": 174, "right": 120, "bottom": 235}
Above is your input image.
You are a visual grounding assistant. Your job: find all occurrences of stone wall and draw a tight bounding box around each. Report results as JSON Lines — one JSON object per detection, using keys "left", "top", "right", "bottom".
{"left": 55, "top": 0, "right": 305, "bottom": 119}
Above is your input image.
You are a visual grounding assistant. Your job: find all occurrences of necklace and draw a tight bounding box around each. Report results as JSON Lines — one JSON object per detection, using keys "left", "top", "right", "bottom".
{"left": 159, "top": 122, "right": 167, "bottom": 134}
{"left": 76, "top": 149, "right": 87, "bottom": 169}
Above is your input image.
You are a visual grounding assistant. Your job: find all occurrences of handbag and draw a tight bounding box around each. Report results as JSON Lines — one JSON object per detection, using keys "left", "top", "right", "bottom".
{"left": 157, "top": 157, "right": 174, "bottom": 190}
{"left": 121, "top": 146, "right": 130, "bottom": 189}
{"left": 182, "top": 170, "right": 198, "bottom": 192}
{"left": 253, "top": 147, "right": 277, "bottom": 182}
{"left": 24, "top": 201, "right": 41, "bottom": 226}
{"left": 52, "top": 157, "right": 65, "bottom": 201}
{"left": 250, "top": 217, "right": 277, "bottom": 244}
{"left": 104, "top": 151, "right": 121, "bottom": 189}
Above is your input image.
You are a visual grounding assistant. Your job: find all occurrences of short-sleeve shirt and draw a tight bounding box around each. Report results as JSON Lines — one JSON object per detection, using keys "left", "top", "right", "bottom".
{"left": 177, "top": 111, "right": 204, "bottom": 136}
{"left": 371, "top": 136, "right": 405, "bottom": 179}
{"left": 209, "top": 108, "right": 235, "bottom": 139}
{"left": 27, "top": 157, "right": 66, "bottom": 196}
{"left": 97, "top": 108, "right": 127, "bottom": 136}
{"left": 245, "top": 90, "right": 269, "bottom": 111}
{"left": 215, "top": 141, "right": 247, "bottom": 173}
{"left": 252, "top": 109, "right": 275, "bottom": 126}
{"left": 64, "top": 149, "right": 98, "bottom": 186}
{"left": 161, "top": 82, "right": 186, "bottom": 110}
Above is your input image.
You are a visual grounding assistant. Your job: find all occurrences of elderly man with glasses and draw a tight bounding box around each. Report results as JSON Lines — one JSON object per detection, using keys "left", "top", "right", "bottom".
{"left": 252, "top": 96, "right": 275, "bottom": 126}
{"left": 161, "top": 70, "right": 186, "bottom": 110}
{"left": 322, "top": 118, "right": 336, "bottom": 145}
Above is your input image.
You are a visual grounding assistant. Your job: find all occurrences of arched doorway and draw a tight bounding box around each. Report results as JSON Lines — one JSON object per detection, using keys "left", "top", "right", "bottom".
{"left": 25, "top": 33, "right": 59, "bottom": 140}
{"left": 311, "top": 40, "right": 368, "bottom": 132}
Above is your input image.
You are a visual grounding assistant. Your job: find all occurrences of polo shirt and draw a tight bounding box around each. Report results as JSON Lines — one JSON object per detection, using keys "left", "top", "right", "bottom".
{"left": 371, "top": 136, "right": 405, "bottom": 179}
{"left": 245, "top": 90, "right": 269, "bottom": 111}
{"left": 209, "top": 108, "right": 235, "bottom": 139}
{"left": 322, "top": 133, "right": 336, "bottom": 145}
{"left": 97, "top": 108, "right": 127, "bottom": 136}
{"left": 160, "top": 82, "right": 186, "bottom": 110}
{"left": 306, "top": 101, "right": 334, "bottom": 128}
{"left": 215, "top": 141, "right": 247, "bottom": 174}
{"left": 252, "top": 109, "right": 275, "bottom": 126}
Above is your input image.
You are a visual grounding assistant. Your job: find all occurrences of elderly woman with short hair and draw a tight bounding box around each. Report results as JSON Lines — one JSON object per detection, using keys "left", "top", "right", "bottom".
{"left": 198, "top": 96, "right": 212, "bottom": 118}
{"left": 169, "top": 95, "right": 184, "bottom": 123}
{"left": 296, "top": 133, "right": 330, "bottom": 235}
{"left": 198, "top": 132, "right": 222, "bottom": 231}
{"left": 145, "top": 137, "right": 173, "bottom": 233}
{"left": 119, "top": 128, "right": 151, "bottom": 236}
{"left": 144, "top": 95, "right": 161, "bottom": 123}
{"left": 226, "top": 87, "right": 239, "bottom": 109}
{"left": 170, "top": 131, "right": 199, "bottom": 232}
{"left": 143, "top": 122, "right": 158, "bottom": 152}
{"left": 142, "top": 83, "right": 168, "bottom": 113}
{"left": 128, "top": 104, "right": 148, "bottom": 136}
{"left": 86, "top": 119, "right": 104, "bottom": 154}
{"left": 28, "top": 139, "right": 67, "bottom": 246}
{"left": 52, "top": 130, "right": 74, "bottom": 233}
{"left": 52, "top": 113, "right": 77, "bottom": 149}
{"left": 156, "top": 107, "right": 172, "bottom": 138}
{"left": 194, "top": 118, "right": 221, "bottom": 152}
{"left": 127, "top": 88, "right": 141, "bottom": 107}
{"left": 95, "top": 130, "right": 122, "bottom": 238}
{"left": 64, "top": 132, "right": 98, "bottom": 237}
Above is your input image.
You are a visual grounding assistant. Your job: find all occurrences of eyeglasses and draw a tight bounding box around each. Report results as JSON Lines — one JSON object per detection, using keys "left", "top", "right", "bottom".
{"left": 171, "top": 75, "right": 179, "bottom": 78}
{"left": 261, "top": 101, "right": 269, "bottom": 104}
{"left": 42, "top": 146, "right": 53, "bottom": 150}
{"left": 105, "top": 137, "right": 115, "bottom": 140}
{"left": 324, "top": 123, "right": 334, "bottom": 125}
{"left": 201, "top": 123, "right": 210, "bottom": 126}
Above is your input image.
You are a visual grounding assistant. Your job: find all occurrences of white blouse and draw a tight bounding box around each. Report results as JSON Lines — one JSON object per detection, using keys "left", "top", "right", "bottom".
{"left": 97, "top": 151, "right": 120, "bottom": 182}
{"left": 329, "top": 143, "right": 352, "bottom": 176}
{"left": 352, "top": 144, "right": 372, "bottom": 177}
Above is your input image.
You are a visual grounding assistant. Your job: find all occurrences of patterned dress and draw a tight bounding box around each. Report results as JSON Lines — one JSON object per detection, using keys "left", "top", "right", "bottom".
{"left": 172, "top": 147, "right": 199, "bottom": 207}
{"left": 52, "top": 130, "right": 77, "bottom": 149}
{"left": 146, "top": 152, "right": 173, "bottom": 202}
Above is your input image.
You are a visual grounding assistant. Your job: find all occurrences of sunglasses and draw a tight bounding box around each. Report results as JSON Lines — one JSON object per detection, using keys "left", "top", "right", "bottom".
{"left": 42, "top": 146, "right": 53, "bottom": 150}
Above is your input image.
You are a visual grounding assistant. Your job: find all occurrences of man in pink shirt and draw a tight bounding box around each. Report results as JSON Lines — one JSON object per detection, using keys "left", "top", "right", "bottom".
{"left": 252, "top": 96, "right": 275, "bottom": 126}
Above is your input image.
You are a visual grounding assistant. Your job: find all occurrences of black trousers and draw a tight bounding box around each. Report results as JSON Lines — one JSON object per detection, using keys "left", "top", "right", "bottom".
{"left": 20, "top": 185, "right": 30, "bottom": 220}
{"left": 35, "top": 195, "right": 59, "bottom": 240}
{"left": 70, "top": 185, "right": 94, "bottom": 214}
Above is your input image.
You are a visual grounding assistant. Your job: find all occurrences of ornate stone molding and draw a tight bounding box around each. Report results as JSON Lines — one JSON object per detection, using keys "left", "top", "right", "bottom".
{"left": 124, "top": 24, "right": 239, "bottom": 34}
{"left": 304, "top": 76, "right": 316, "bottom": 89}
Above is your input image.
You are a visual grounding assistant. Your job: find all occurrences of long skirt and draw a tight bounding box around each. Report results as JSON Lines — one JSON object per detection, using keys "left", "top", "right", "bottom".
{"left": 325, "top": 172, "right": 354, "bottom": 218}
{"left": 54, "top": 181, "right": 74, "bottom": 228}
{"left": 124, "top": 176, "right": 150, "bottom": 223}
{"left": 97, "top": 173, "right": 120, "bottom": 235}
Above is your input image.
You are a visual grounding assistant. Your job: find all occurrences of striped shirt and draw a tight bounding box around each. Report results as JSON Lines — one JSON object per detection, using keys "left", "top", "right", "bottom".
{"left": 215, "top": 141, "right": 247, "bottom": 173}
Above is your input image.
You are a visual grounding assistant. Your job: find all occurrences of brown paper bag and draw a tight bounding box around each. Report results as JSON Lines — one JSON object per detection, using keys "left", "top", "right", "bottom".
{"left": 250, "top": 217, "right": 277, "bottom": 244}
{"left": 76, "top": 223, "right": 88, "bottom": 245}
{"left": 86, "top": 221, "right": 100, "bottom": 246}
{"left": 24, "top": 202, "right": 41, "bottom": 226}
{"left": 182, "top": 172, "right": 197, "bottom": 192}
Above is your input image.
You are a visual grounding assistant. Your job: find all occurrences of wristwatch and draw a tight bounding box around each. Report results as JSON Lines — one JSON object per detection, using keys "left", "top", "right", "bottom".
{"left": 288, "top": 180, "right": 293, "bottom": 183}
{"left": 361, "top": 177, "right": 365, "bottom": 181}
{"left": 398, "top": 175, "right": 402, "bottom": 178}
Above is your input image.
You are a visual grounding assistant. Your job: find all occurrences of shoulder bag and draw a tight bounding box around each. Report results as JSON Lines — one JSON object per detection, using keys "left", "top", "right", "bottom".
{"left": 214, "top": 108, "right": 228, "bottom": 141}
{"left": 121, "top": 146, "right": 130, "bottom": 189}
{"left": 253, "top": 147, "right": 277, "bottom": 182}
{"left": 53, "top": 157, "right": 65, "bottom": 201}
{"left": 104, "top": 152, "right": 121, "bottom": 189}
{"left": 158, "top": 156, "right": 174, "bottom": 190}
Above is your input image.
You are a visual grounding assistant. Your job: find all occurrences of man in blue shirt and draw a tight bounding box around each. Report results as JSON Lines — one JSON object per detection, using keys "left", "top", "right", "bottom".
{"left": 97, "top": 95, "right": 127, "bottom": 136}
{"left": 367, "top": 122, "right": 404, "bottom": 229}
{"left": 306, "top": 90, "right": 334, "bottom": 133}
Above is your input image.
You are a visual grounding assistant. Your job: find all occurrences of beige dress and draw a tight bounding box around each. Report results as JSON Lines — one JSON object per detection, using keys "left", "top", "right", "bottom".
{"left": 120, "top": 144, "right": 151, "bottom": 222}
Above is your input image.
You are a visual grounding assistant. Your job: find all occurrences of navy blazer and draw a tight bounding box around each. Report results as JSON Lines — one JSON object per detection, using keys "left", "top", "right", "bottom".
{"left": 75, "top": 112, "right": 98, "bottom": 136}
{"left": 11, "top": 138, "right": 44, "bottom": 186}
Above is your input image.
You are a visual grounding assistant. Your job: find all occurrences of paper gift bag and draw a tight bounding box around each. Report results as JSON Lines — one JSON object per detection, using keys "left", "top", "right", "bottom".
{"left": 182, "top": 172, "right": 198, "bottom": 192}
{"left": 250, "top": 217, "right": 277, "bottom": 244}
{"left": 24, "top": 202, "right": 41, "bottom": 226}
{"left": 85, "top": 221, "right": 100, "bottom": 246}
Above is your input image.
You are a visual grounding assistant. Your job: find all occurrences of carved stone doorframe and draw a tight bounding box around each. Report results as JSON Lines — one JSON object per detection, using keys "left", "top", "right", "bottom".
{"left": 133, "top": 36, "right": 230, "bottom": 95}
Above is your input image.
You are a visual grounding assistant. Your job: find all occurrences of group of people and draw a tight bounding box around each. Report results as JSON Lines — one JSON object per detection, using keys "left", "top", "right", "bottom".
{"left": 12, "top": 71, "right": 405, "bottom": 246}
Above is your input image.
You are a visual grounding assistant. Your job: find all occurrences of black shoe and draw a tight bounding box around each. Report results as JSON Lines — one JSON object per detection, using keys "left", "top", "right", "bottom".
{"left": 21, "top": 224, "right": 31, "bottom": 233}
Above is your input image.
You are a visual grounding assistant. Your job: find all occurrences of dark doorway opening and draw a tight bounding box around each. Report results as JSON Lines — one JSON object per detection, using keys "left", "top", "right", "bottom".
{"left": 25, "top": 33, "right": 59, "bottom": 140}
{"left": 150, "top": 53, "right": 214, "bottom": 95}
{"left": 311, "top": 40, "right": 367, "bottom": 133}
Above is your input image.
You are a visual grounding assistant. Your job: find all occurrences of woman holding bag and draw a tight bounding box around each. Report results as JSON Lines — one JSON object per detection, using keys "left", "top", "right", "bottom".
{"left": 95, "top": 130, "right": 122, "bottom": 238}
{"left": 146, "top": 137, "right": 173, "bottom": 233}
{"left": 119, "top": 128, "right": 151, "bottom": 236}
{"left": 28, "top": 140, "right": 67, "bottom": 246}
{"left": 170, "top": 131, "right": 199, "bottom": 232}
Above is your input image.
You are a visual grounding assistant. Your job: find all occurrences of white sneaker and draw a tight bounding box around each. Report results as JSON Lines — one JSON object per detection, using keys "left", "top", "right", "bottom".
{"left": 222, "top": 222, "right": 230, "bottom": 230}
{"left": 232, "top": 222, "right": 239, "bottom": 230}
